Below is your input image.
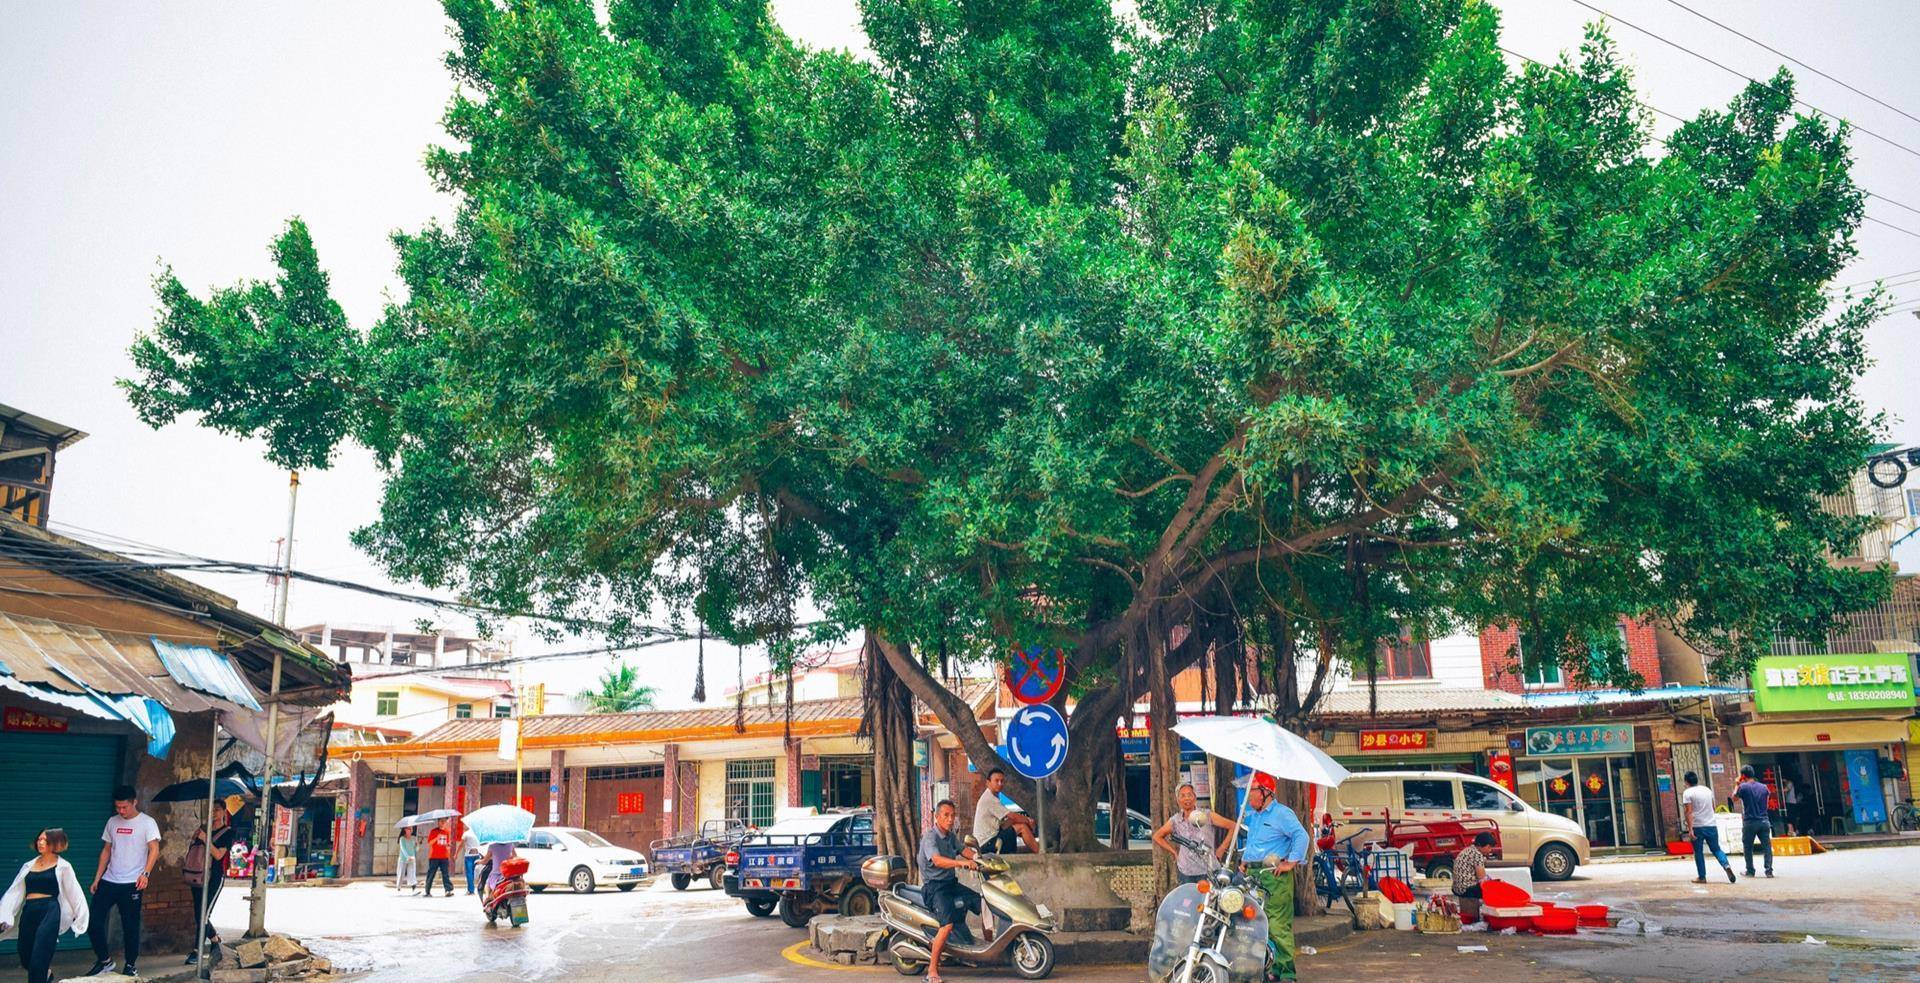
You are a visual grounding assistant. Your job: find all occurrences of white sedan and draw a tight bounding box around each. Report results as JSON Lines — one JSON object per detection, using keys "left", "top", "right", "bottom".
{"left": 520, "top": 827, "right": 651, "bottom": 893}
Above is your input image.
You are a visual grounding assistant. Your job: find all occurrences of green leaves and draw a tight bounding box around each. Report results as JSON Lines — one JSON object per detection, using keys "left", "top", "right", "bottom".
{"left": 125, "top": 0, "right": 1886, "bottom": 686}
{"left": 578, "top": 660, "right": 658, "bottom": 713}
{"left": 124, "top": 219, "right": 367, "bottom": 471}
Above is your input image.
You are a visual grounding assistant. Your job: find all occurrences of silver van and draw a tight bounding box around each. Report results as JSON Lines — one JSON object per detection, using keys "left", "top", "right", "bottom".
{"left": 1325, "top": 770, "right": 1592, "bottom": 881}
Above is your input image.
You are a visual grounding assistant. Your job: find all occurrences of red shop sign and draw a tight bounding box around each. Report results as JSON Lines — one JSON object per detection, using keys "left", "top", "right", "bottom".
{"left": 1358, "top": 729, "right": 1431, "bottom": 752}
{"left": 3, "top": 707, "right": 69, "bottom": 733}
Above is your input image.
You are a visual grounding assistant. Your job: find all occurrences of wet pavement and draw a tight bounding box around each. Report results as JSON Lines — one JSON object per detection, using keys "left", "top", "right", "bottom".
{"left": 160, "top": 847, "right": 1919, "bottom": 982}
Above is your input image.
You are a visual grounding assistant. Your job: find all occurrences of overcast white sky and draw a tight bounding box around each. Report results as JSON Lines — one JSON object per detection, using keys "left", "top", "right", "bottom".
{"left": 3, "top": 1, "right": 1916, "bottom": 708}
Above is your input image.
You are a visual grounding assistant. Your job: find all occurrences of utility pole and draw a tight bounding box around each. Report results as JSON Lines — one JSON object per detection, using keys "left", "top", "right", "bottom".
{"left": 247, "top": 471, "right": 298, "bottom": 937}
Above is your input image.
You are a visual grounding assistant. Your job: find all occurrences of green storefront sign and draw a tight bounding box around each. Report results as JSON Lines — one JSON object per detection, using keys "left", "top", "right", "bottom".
{"left": 1750, "top": 654, "right": 1916, "bottom": 713}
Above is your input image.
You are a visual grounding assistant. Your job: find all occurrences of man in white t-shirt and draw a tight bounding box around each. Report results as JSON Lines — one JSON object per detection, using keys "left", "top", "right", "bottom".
{"left": 1679, "top": 771, "right": 1734, "bottom": 885}
{"left": 971, "top": 768, "right": 1039, "bottom": 854}
{"left": 86, "top": 784, "right": 161, "bottom": 977}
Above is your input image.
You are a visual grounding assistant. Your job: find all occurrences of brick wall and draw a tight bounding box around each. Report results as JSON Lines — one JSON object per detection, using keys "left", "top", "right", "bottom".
{"left": 1479, "top": 618, "right": 1664, "bottom": 692}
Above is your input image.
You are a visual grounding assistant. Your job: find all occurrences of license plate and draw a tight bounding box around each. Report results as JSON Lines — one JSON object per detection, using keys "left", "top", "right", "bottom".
{"left": 629, "top": 867, "right": 645, "bottom": 876}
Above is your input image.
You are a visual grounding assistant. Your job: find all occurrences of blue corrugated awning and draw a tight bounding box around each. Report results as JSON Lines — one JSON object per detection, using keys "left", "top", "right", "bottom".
{"left": 1522, "top": 685, "right": 1749, "bottom": 709}
{"left": 152, "top": 637, "right": 262, "bottom": 711}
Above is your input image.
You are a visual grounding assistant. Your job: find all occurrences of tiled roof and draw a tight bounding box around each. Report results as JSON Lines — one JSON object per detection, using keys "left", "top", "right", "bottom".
{"left": 1313, "top": 686, "right": 1525, "bottom": 716}
{"left": 343, "top": 680, "right": 995, "bottom": 757}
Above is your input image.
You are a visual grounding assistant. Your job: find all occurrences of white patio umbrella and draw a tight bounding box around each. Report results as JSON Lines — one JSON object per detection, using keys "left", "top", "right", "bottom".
{"left": 1172, "top": 716, "right": 1351, "bottom": 788}
{"left": 1173, "top": 715, "right": 1351, "bottom": 869}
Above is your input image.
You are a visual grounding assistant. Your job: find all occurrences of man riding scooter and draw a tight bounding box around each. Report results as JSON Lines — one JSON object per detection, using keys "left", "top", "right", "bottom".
{"left": 920, "top": 799, "right": 981, "bottom": 982}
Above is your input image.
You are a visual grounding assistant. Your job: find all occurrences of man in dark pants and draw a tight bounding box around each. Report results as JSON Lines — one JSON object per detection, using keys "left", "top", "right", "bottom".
{"left": 918, "top": 799, "right": 981, "bottom": 983}
{"left": 87, "top": 785, "right": 160, "bottom": 977}
{"left": 424, "top": 820, "right": 456, "bottom": 897}
{"left": 1733, "top": 765, "right": 1775, "bottom": 878}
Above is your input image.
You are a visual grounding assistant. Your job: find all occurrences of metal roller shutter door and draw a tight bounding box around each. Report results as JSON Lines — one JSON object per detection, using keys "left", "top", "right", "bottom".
{"left": 0, "top": 730, "right": 123, "bottom": 953}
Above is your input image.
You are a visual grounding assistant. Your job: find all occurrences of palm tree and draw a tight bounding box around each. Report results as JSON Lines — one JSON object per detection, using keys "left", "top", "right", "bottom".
{"left": 578, "top": 661, "right": 657, "bottom": 713}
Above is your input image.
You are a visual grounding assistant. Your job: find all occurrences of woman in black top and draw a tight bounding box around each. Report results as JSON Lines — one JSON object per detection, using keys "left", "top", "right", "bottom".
{"left": 1, "top": 828, "right": 88, "bottom": 983}
{"left": 185, "top": 799, "right": 239, "bottom": 965}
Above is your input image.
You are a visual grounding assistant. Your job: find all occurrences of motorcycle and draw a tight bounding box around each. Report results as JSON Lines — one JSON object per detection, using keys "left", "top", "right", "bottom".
{"left": 863, "top": 850, "right": 1059, "bottom": 980}
{"left": 1147, "top": 852, "right": 1271, "bottom": 983}
{"left": 480, "top": 855, "right": 531, "bottom": 928}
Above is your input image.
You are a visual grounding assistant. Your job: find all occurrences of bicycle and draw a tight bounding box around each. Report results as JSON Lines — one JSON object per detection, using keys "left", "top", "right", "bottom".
{"left": 1893, "top": 798, "right": 1920, "bottom": 833}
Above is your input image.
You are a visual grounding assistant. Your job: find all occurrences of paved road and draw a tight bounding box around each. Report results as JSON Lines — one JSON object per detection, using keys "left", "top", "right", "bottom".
{"left": 150, "top": 847, "right": 1918, "bottom": 983}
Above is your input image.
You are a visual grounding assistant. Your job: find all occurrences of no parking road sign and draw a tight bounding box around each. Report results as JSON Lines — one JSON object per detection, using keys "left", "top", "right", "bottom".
{"left": 1004, "top": 645, "right": 1066, "bottom": 706}
{"left": 1004, "top": 704, "right": 1069, "bottom": 780}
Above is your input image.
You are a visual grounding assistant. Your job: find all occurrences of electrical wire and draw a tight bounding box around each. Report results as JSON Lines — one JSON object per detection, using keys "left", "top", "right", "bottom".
{"left": 1499, "top": 45, "right": 1920, "bottom": 244}
{"left": 18, "top": 523, "right": 687, "bottom": 638}
{"left": 1564, "top": 0, "right": 1920, "bottom": 165}
{"left": 1656, "top": 0, "right": 1920, "bottom": 130}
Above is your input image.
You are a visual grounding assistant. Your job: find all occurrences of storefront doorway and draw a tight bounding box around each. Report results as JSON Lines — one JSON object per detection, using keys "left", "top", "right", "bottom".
{"left": 1741, "top": 749, "right": 1890, "bottom": 836}
{"left": 1516, "top": 755, "right": 1653, "bottom": 849}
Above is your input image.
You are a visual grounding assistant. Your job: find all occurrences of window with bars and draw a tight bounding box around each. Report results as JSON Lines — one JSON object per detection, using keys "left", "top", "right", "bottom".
{"left": 586, "top": 765, "right": 664, "bottom": 781}
{"left": 726, "top": 759, "right": 777, "bottom": 829}
{"left": 484, "top": 770, "right": 549, "bottom": 785}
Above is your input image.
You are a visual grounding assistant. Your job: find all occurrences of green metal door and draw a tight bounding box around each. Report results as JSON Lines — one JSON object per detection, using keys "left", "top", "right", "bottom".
{"left": 0, "top": 730, "right": 123, "bottom": 953}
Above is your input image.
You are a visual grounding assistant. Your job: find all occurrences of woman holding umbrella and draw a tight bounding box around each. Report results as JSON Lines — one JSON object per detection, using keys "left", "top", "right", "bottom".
{"left": 183, "top": 797, "right": 241, "bottom": 966}
{"left": 395, "top": 827, "right": 419, "bottom": 894}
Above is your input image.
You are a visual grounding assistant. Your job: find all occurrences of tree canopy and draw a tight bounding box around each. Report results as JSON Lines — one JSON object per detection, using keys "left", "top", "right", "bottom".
{"left": 127, "top": 0, "right": 1887, "bottom": 842}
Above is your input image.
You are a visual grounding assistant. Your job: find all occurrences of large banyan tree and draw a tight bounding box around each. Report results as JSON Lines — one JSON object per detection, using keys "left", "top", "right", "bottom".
{"left": 125, "top": 0, "right": 1888, "bottom": 888}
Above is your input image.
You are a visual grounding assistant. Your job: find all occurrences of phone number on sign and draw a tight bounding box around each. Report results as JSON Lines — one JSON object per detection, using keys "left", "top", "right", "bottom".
{"left": 1826, "top": 690, "right": 1908, "bottom": 702}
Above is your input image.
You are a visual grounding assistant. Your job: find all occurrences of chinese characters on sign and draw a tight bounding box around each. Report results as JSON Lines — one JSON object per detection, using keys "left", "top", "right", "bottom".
{"left": 616, "top": 792, "right": 647, "bottom": 814}
{"left": 2, "top": 707, "right": 68, "bottom": 732}
{"left": 1750, "top": 654, "right": 1916, "bottom": 713}
{"left": 1357, "top": 729, "right": 1431, "bottom": 752}
{"left": 1522, "top": 724, "right": 1634, "bottom": 757}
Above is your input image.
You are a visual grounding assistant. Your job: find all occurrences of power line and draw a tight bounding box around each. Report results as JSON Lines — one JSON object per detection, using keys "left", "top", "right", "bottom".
{"left": 1564, "top": 0, "right": 1920, "bottom": 166}
{"left": 1840, "top": 268, "right": 1920, "bottom": 290}
{"left": 10, "top": 525, "right": 690, "bottom": 640}
{"left": 1498, "top": 45, "right": 1920, "bottom": 243}
{"left": 1656, "top": 0, "right": 1920, "bottom": 130}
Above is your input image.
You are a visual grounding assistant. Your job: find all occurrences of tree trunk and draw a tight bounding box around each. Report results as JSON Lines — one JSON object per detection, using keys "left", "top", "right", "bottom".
{"left": 875, "top": 627, "right": 1216, "bottom": 854}
{"left": 1143, "top": 617, "right": 1179, "bottom": 899}
{"left": 861, "top": 632, "right": 920, "bottom": 861}
{"left": 1281, "top": 778, "right": 1322, "bottom": 917}
{"left": 1108, "top": 727, "right": 1130, "bottom": 851}
{"left": 1211, "top": 618, "right": 1240, "bottom": 822}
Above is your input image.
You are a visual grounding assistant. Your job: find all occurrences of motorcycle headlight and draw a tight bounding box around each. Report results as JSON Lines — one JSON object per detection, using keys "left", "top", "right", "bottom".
{"left": 1217, "top": 887, "right": 1246, "bottom": 914}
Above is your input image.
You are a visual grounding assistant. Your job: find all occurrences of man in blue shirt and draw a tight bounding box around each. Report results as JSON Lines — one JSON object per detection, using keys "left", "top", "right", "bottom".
{"left": 1236, "top": 772, "right": 1308, "bottom": 981}
{"left": 1732, "top": 766, "right": 1774, "bottom": 878}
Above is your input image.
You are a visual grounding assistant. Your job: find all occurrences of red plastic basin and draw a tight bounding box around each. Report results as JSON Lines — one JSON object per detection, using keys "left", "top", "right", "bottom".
{"left": 1576, "top": 904, "right": 1609, "bottom": 925}
{"left": 1532, "top": 908, "right": 1579, "bottom": 934}
{"left": 1481, "top": 880, "right": 1532, "bottom": 907}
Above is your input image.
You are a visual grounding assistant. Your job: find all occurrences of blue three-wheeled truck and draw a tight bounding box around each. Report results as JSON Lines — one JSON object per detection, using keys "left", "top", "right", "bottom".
{"left": 650, "top": 819, "right": 749, "bottom": 891}
{"left": 724, "top": 809, "right": 877, "bottom": 928}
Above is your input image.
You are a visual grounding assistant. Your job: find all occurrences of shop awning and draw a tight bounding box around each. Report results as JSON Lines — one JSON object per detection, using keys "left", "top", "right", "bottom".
{"left": 1522, "top": 685, "right": 1749, "bottom": 709}
{"left": 0, "top": 612, "right": 261, "bottom": 756}
{"left": 1742, "top": 719, "right": 1908, "bottom": 748}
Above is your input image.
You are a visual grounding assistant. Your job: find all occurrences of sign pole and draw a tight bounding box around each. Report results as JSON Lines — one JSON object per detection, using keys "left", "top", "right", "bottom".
{"left": 1037, "top": 777, "right": 1046, "bottom": 855}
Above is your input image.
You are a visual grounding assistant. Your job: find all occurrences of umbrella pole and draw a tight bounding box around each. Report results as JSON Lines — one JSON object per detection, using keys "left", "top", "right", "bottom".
{"left": 195, "top": 716, "right": 218, "bottom": 977}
